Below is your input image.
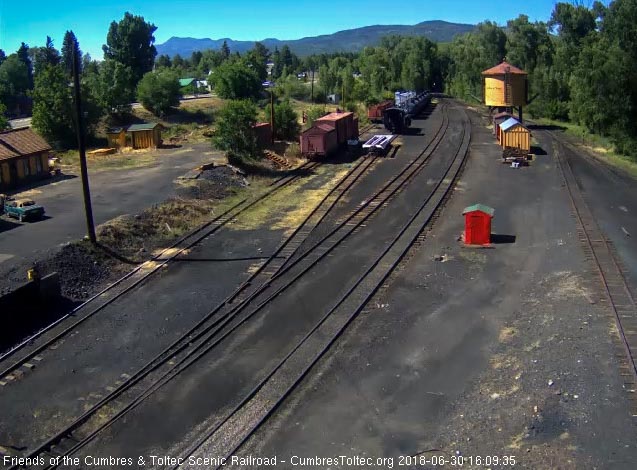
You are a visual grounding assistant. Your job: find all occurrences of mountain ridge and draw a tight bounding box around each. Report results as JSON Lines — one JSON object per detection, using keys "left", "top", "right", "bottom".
{"left": 156, "top": 20, "right": 475, "bottom": 57}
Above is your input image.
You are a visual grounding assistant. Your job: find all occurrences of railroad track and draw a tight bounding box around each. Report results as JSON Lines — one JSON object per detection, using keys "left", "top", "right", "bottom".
{"left": 177, "top": 104, "right": 471, "bottom": 468}
{"left": 3, "top": 105, "right": 448, "bottom": 469}
{"left": 0, "top": 160, "right": 320, "bottom": 385}
{"left": 552, "top": 135, "right": 637, "bottom": 414}
{"left": 0, "top": 150, "right": 381, "bottom": 470}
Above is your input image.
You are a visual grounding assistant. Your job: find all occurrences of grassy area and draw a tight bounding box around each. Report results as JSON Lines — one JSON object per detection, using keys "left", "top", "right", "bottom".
{"left": 230, "top": 164, "right": 349, "bottom": 234}
{"left": 131, "top": 96, "right": 225, "bottom": 145}
{"left": 532, "top": 117, "right": 637, "bottom": 178}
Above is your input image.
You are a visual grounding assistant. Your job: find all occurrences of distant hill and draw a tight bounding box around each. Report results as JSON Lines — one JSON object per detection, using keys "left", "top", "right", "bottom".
{"left": 156, "top": 20, "right": 475, "bottom": 58}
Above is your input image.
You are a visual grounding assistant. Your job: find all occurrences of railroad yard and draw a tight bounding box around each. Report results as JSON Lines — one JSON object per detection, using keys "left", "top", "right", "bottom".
{"left": 0, "top": 96, "right": 635, "bottom": 470}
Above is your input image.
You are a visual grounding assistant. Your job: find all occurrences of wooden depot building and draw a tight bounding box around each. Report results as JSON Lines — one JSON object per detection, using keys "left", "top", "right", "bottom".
{"left": 0, "top": 127, "right": 52, "bottom": 190}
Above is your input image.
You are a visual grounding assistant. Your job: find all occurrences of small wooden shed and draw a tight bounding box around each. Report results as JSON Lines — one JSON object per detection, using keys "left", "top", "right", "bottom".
{"left": 0, "top": 128, "right": 51, "bottom": 190}
{"left": 127, "top": 123, "right": 163, "bottom": 149}
{"left": 252, "top": 122, "right": 272, "bottom": 148}
{"left": 463, "top": 204, "right": 494, "bottom": 246}
{"left": 106, "top": 127, "right": 128, "bottom": 149}
{"left": 499, "top": 117, "right": 531, "bottom": 152}
{"left": 492, "top": 112, "right": 513, "bottom": 137}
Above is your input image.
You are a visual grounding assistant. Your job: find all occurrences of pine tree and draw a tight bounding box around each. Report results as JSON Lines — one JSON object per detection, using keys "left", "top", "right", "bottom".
{"left": 62, "top": 31, "right": 81, "bottom": 77}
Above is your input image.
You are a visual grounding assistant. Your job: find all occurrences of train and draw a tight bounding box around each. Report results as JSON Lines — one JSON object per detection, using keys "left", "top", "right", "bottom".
{"left": 380, "top": 91, "right": 432, "bottom": 134}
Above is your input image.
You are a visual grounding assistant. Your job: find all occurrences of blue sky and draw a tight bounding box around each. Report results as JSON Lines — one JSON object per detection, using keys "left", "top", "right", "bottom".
{"left": 1, "top": 0, "right": 568, "bottom": 58}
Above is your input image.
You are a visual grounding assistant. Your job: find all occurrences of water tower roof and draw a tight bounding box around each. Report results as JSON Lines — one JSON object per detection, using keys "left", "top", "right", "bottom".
{"left": 482, "top": 61, "right": 527, "bottom": 75}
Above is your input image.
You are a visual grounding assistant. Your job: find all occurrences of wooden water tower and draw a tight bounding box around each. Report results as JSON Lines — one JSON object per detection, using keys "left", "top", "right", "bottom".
{"left": 482, "top": 61, "right": 528, "bottom": 122}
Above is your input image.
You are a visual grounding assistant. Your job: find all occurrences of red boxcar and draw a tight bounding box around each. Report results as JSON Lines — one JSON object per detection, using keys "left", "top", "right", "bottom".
{"left": 315, "top": 112, "right": 355, "bottom": 145}
{"left": 367, "top": 100, "right": 393, "bottom": 122}
{"left": 300, "top": 124, "right": 338, "bottom": 158}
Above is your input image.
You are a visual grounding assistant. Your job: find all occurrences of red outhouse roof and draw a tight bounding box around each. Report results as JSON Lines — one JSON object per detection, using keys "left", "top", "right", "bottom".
{"left": 482, "top": 61, "right": 527, "bottom": 76}
{"left": 253, "top": 122, "right": 271, "bottom": 128}
{"left": 463, "top": 204, "right": 495, "bottom": 217}
{"left": 493, "top": 111, "right": 514, "bottom": 119}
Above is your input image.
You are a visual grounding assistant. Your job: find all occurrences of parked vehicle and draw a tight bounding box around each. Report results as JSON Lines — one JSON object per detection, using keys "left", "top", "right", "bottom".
{"left": 0, "top": 195, "right": 45, "bottom": 222}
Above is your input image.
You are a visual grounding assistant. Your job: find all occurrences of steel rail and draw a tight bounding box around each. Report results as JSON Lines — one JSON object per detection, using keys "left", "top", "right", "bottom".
{"left": 186, "top": 106, "right": 472, "bottom": 468}
{"left": 15, "top": 105, "right": 448, "bottom": 470}
{"left": 0, "top": 161, "right": 319, "bottom": 381}
{"left": 6, "top": 146, "right": 379, "bottom": 470}
{"left": 552, "top": 134, "right": 637, "bottom": 388}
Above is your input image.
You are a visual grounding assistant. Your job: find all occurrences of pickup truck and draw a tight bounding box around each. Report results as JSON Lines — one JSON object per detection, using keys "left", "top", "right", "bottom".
{"left": 0, "top": 195, "right": 45, "bottom": 222}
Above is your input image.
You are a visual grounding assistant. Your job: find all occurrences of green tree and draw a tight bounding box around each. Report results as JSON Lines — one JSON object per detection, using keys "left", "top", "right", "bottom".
{"left": 99, "top": 59, "right": 136, "bottom": 116}
{"left": 0, "top": 102, "right": 9, "bottom": 130}
{"left": 212, "top": 60, "right": 262, "bottom": 100}
{"left": 199, "top": 49, "right": 224, "bottom": 75}
{"left": 172, "top": 54, "right": 185, "bottom": 69}
{"left": 61, "top": 31, "right": 81, "bottom": 77}
{"left": 136, "top": 69, "right": 180, "bottom": 117}
{"left": 221, "top": 40, "right": 231, "bottom": 60}
{"left": 191, "top": 51, "right": 203, "bottom": 68}
{"left": 103, "top": 12, "right": 157, "bottom": 85}
{"left": 31, "top": 64, "right": 100, "bottom": 148}
{"left": 246, "top": 42, "right": 269, "bottom": 81}
{"left": 17, "top": 42, "right": 33, "bottom": 90}
{"left": 213, "top": 100, "right": 258, "bottom": 161}
{"left": 266, "top": 100, "right": 300, "bottom": 140}
{"left": 32, "top": 36, "right": 61, "bottom": 77}
{"left": 0, "top": 55, "right": 30, "bottom": 110}
{"left": 304, "top": 105, "right": 326, "bottom": 129}
{"left": 156, "top": 54, "right": 172, "bottom": 68}
{"left": 0, "top": 50, "right": 6, "bottom": 66}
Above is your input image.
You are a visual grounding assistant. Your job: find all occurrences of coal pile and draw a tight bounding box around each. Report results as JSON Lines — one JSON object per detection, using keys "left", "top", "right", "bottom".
{"left": 178, "top": 165, "right": 249, "bottom": 200}
{"left": 35, "top": 243, "right": 114, "bottom": 300}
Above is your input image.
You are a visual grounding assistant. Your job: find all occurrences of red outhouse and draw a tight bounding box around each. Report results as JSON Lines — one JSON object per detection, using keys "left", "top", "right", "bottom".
{"left": 463, "top": 204, "right": 494, "bottom": 245}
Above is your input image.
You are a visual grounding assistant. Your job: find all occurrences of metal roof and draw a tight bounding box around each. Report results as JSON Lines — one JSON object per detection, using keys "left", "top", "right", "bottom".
{"left": 499, "top": 117, "right": 525, "bottom": 132}
{"left": 0, "top": 127, "right": 51, "bottom": 161}
{"left": 482, "top": 61, "right": 527, "bottom": 76}
{"left": 316, "top": 112, "right": 354, "bottom": 122}
{"left": 179, "top": 78, "right": 196, "bottom": 87}
{"left": 127, "top": 123, "right": 161, "bottom": 132}
{"left": 302, "top": 124, "right": 335, "bottom": 135}
{"left": 463, "top": 204, "right": 495, "bottom": 217}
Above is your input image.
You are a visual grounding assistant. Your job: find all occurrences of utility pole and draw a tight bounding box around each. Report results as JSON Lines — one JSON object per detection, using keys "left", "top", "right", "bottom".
{"left": 311, "top": 68, "right": 314, "bottom": 104}
{"left": 270, "top": 89, "right": 275, "bottom": 144}
{"left": 72, "top": 41, "right": 96, "bottom": 244}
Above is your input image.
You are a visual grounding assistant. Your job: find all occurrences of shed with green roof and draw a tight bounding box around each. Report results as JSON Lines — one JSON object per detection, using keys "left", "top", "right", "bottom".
{"left": 127, "top": 122, "right": 163, "bottom": 149}
{"left": 463, "top": 204, "right": 494, "bottom": 245}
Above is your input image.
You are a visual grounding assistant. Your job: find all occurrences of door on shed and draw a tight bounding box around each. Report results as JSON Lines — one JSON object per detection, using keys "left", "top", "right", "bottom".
{"left": 467, "top": 213, "right": 482, "bottom": 243}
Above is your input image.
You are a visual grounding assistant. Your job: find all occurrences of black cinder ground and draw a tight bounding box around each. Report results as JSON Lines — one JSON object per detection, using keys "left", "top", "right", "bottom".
{"left": 236, "top": 107, "right": 637, "bottom": 469}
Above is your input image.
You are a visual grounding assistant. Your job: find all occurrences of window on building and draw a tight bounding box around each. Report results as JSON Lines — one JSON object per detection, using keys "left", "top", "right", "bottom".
{"left": 23, "top": 159, "right": 30, "bottom": 176}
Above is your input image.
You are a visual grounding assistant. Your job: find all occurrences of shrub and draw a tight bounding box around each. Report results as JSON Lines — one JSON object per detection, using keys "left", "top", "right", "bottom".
{"left": 266, "top": 100, "right": 301, "bottom": 141}
{"left": 137, "top": 69, "right": 181, "bottom": 117}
